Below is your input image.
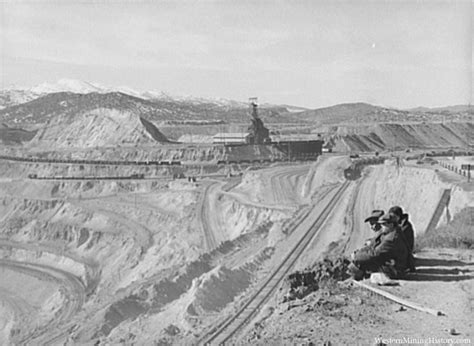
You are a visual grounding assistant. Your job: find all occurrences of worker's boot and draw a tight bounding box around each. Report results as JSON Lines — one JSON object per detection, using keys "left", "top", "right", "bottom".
{"left": 347, "top": 262, "right": 365, "bottom": 281}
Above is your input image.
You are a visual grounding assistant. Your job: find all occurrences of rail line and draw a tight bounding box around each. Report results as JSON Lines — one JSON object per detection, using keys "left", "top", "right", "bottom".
{"left": 0, "top": 154, "right": 182, "bottom": 166}
{"left": 341, "top": 178, "right": 363, "bottom": 254}
{"left": 201, "top": 180, "right": 351, "bottom": 345}
{"left": 199, "top": 181, "right": 220, "bottom": 251}
{"left": 0, "top": 154, "right": 320, "bottom": 168}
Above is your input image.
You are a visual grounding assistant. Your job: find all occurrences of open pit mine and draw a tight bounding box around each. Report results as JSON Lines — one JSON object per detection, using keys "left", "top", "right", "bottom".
{"left": 0, "top": 92, "right": 473, "bottom": 345}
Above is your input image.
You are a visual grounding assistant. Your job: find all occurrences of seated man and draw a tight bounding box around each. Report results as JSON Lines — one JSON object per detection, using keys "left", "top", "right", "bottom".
{"left": 363, "top": 209, "right": 385, "bottom": 245}
{"left": 348, "top": 213, "right": 409, "bottom": 280}
{"left": 388, "top": 205, "right": 416, "bottom": 272}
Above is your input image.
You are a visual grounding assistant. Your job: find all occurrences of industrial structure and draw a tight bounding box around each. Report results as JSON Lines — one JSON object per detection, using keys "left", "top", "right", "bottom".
{"left": 247, "top": 97, "right": 271, "bottom": 144}
{"left": 215, "top": 97, "right": 324, "bottom": 162}
{"left": 213, "top": 133, "right": 250, "bottom": 145}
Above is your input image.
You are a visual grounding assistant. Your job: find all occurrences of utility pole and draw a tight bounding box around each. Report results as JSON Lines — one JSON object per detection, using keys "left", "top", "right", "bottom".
{"left": 288, "top": 142, "right": 291, "bottom": 161}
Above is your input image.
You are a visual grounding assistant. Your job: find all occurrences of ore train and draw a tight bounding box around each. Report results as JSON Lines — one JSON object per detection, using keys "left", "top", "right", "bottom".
{"left": 0, "top": 155, "right": 181, "bottom": 166}
{"left": 27, "top": 173, "right": 146, "bottom": 180}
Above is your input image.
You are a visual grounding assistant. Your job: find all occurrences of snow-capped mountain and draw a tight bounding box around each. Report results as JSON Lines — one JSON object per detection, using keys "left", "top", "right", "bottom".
{"left": 0, "top": 79, "right": 107, "bottom": 109}
{"left": 0, "top": 90, "right": 40, "bottom": 110}
{"left": 1, "top": 79, "right": 249, "bottom": 109}
{"left": 29, "top": 79, "right": 106, "bottom": 94}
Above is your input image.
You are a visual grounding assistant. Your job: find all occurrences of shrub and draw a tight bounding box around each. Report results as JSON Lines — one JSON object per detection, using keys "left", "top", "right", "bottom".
{"left": 416, "top": 207, "right": 474, "bottom": 250}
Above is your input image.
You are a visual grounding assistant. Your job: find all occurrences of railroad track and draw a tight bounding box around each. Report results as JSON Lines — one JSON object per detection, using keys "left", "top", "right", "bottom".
{"left": 341, "top": 178, "right": 362, "bottom": 254}
{"left": 0, "top": 154, "right": 182, "bottom": 166}
{"left": 200, "top": 180, "right": 351, "bottom": 345}
{"left": 200, "top": 181, "right": 220, "bottom": 251}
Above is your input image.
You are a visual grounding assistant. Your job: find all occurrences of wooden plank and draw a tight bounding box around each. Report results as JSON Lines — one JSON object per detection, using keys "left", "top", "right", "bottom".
{"left": 352, "top": 280, "right": 444, "bottom": 316}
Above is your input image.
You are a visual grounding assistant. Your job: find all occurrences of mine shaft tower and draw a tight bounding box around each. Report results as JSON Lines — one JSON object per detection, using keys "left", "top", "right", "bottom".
{"left": 247, "top": 97, "right": 270, "bottom": 144}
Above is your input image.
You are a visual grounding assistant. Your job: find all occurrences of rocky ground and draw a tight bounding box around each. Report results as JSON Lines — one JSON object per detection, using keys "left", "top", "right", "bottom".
{"left": 0, "top": 87, "right": 472, "bottom": 345}
{"left": 240, "top": 248, "right": 473, "bottom": 345}
{"left": 0, "top": 148, "right": 472, "bottom": 345}
{"left": 236, "top": 158, "right": 474, "bottom": 345}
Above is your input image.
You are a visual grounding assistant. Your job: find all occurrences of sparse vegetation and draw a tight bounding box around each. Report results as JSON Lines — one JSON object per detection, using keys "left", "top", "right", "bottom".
{"left": 416, "top": 207, "right": 474, "bottom": 250}
{"left": 2, "top": 216, "right": 28, "bottom": 234}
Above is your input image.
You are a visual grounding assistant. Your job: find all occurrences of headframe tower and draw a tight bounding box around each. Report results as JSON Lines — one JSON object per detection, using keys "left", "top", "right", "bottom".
{"left": 247, "top": 97, "right": 270, "bottom": 144}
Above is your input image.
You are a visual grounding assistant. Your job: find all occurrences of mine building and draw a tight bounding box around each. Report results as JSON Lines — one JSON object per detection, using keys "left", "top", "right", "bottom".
{"left": 212, "top": 97, "right": 323, "bottom": 161}
{"left": 213, "top": 132, "right": 251, "bottom": 145}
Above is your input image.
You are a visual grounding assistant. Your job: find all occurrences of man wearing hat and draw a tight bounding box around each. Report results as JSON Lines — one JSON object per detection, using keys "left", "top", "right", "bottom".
{"left": 348, "top": 213, "right": 409, "bottom": 280}
{"left": 388, "top": 206, "right": 416, "bottom": 272}
{"left": 363, "top": 209, "right": 385, "bottom": 246}
{"left": 365, "top": 209, "right": 385, "bottom": 231}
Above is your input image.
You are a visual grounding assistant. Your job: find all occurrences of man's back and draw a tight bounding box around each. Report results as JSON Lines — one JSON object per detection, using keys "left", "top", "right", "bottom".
{"left": 400, "top": 213, "right": 414, "bottom": 252}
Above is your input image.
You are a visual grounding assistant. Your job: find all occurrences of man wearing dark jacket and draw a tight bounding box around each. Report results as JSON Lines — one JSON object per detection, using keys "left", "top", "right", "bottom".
{"left": 389, "top": 206, "right": 416, "bottom": 271}
{"left": 363, "top": 209, "right": 384, "bottom": 246}
{"left": 349, "top": 213, "right": 409, "bottom": 280}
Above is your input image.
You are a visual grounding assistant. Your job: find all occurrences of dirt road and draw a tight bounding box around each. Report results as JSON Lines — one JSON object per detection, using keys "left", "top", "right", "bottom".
{"left": 72, "top": 199, "right": 154, "bottom": 255}
{"left": 0, "top": 239, "right": 100, "bottom": 295}
{"left": 199, "top": 181, "right": 222, "bottom": 251}
{"left": 0, "top": 259, "right": 85, "bottom": 344}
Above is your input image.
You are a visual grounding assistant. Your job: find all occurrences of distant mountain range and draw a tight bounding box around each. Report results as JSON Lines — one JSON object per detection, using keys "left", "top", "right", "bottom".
{"left": 407, "top": 105, "right": 473, "bottom": 114}
{"left": 0, "top": 79, "right": 472, "bottom": 129}
{"left": 0, "top": 79, "right": 472, "bottom": 150}
{"left": 0, "top": 78, "right": 247, "bottom": 110}
{"left": 0, "top": 90, "right": 292, "bottom": 127}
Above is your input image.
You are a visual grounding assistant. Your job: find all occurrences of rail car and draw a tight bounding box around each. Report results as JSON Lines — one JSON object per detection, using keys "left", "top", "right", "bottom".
{"left": 344, "top": 164, "right": 361, "bottom": 180}
{"left": 344, "top": 157, "right": 386, "bottom": 180}
{"left": 0, "top": 155, "right": 184, "bottom": 167}
{"left": 27, "top": 174, "right": 147, "bottom": 180}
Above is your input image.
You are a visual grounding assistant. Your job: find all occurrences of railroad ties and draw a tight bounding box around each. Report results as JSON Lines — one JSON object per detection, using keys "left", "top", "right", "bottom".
{"left": 27, "top": 173, "right": 146, "bottom": 180}
{"left": 0, "top": 154, "right": 181, "bottom": 166}
{"left": 201, "top": 180, "right": 351, "bottom": 345}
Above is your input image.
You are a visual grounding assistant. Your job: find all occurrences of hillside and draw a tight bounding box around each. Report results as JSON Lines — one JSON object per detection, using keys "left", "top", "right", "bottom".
{"left": 0, "top": 123, "right": 37, "bottom": 145}
{"left": 28, "top": 108, "right": 170, "bottom": 148}
{"left": 0, "top": 90, "right": 40, "bottom": 110}
{"left": 0, "top": 79, "right": 249, "bottom": 109}
{"left": 409, "top": 105, "right": 473, "bottom": 114}
{"left": 0, "top": 92, "right": 292, "bottom": 127}
{"left": 1, "top": 89, "right": 473, "bottom": 151}
{"left": 323, "top": 122, "right": 474, "bottom": 152}
{"left": 0, "top": 92, "right": 164, "bottom": 126}
{"left": 1, "top": 90, "right": 473, "bottom": 130}
{"left": 295, "top": 103, "right": 409, "bottom": 124}
{"left": 296, "top": 102, "right": 474, "bottom": 125}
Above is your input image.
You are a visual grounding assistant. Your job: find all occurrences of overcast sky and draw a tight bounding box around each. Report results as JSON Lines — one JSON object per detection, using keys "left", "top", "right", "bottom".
{"left": 1, "top": 1, "right": 472, "bottom": 109}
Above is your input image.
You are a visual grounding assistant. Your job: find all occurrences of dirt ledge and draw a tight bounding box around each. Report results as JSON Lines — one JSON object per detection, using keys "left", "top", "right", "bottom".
{"left": 241, "top": 248, "right": 473, "bottom": 345}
